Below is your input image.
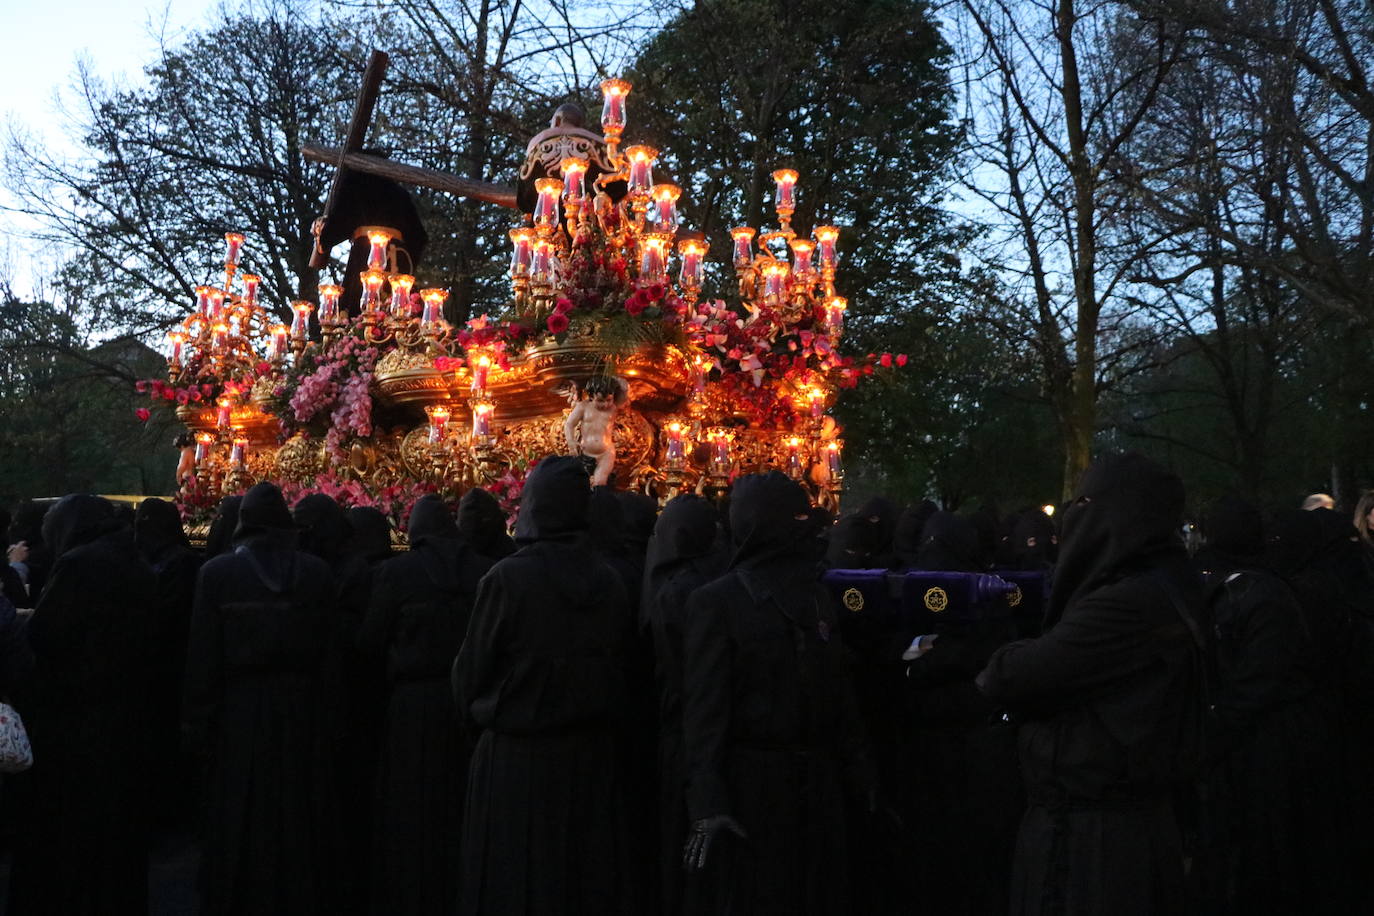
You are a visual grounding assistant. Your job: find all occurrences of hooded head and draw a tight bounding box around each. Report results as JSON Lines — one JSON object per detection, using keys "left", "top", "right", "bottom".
{"left": 1010, "top": 509, "right": 1057, "bottom": 570}
{"left": 728, "top": 471, "right": 822, "bottom": 570}
{"left": 205, "top": 495, "right": 243, "bottom": 558}
{"left": 1201, "top": 495, "right": 1264, "bottom": 571}
{"left": 293, "top": 494, "right": 351, "bottom": 562}
{"left": 234, "top": 483, "right": 295, "bottom": 542}
{"left": 135, "top": 497, "right": 190, "bottom": 564}
{"left": 347, "top": 506, "right": 393, "bottom": 563}
{"left": 457, "top": 487, "right": 515, "bottom": 558}
{"left": 616, "top": 490, "right": 659, "bottom": 562}
{"left": 827, "top": 495, "right": 899, "bottom": 569}
{"left": 916, "top": 510, "right": 983, "bottom": 572}
{"left": 1048, "top": 451, "right": 1185, "bottom": 621}
{"left": 41, "top": 494, "right": 119, "bottom": 560}
{"left": 407, "top": 494, "right": 458, "bottom": 545}
{"left": 514, "top": 456, "right": 590, "bottom": 544}
{"left": 585, "top": 485, "right": 628, "bottom": 558}
{"left": 893, "top": 499, "right": 939, "bottom": 567}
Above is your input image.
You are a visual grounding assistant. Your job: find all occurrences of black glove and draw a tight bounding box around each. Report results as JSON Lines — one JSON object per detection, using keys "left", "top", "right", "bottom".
{"left": 683, "top": 814, "right": 747, "bottom": 871}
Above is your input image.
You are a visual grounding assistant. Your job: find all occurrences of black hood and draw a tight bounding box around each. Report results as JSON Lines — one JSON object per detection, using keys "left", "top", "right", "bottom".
{"left": 1009, "top": 509, "right": 1057, "bottom": 570}
{"left": 586, "top": 485, "right": 629, "bottom": 559}
{"left": 347, "top": 506, "right": 393, "bottom": 563}
{"left": 1201, "top": 494, "right": 1265, "bottom": 572}
{"left": 616, "top": 490, "right": 658, "bottom": 561}
{"left": 135, "top": 497, "right": 190, "bottom": 564}
{"left": 827, "top": 495, "right": 899, "bottom": 569}
{"left": 893, "top": 499, "right": 939, "bottom": 567}
{"left": 458, "top": 487, "right": 515, "bottom": 558}
{"left": 235, "top": 483, "right": 295, "bottom": 542}
{"left": 729, "top": 471, "right": 823, "bottom": 571}
{"left": 1266, "top": 507, "right": 1354, "bottom": 577}
{"left": 42, "top": 494, "right": 119, "bottom": 560}
{"left": 916, "top": 510, "right": 983, "bottom": 572}
{"left": 407, "top": 494, "right": 458, "bottom": 545}
{"left": 1047, "top": 451, "right": 1185, "bottom": 624}
{"left": 514, "top": 456, "right": 590, "bottom": 544}
{"left": 205, "top": 495, "right": 243, "bottom": 558}
{"left": 293, "top": 493, "right": 351, "bottom": 563}
{"left": 641, "top": 495, "right": 721, "bottom": 624}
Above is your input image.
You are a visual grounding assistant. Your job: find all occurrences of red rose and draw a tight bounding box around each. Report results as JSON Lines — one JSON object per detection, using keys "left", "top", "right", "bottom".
{"left": 135, "top": 380, "right": 148, "bottom": 393}
{"left": 645, "top": 283, "right": 664, "bottom": 302}
{"left": 625, "top": 294, "right": 646, "bottom": 317}
{"left": 135, "top": 407, "right": 151, "bottom": 423}
{"left": 163, "top": 389, "right": 177, "bottom": 401}
{"left": 880, "top": 353, "right": 893, "bottom": 368}
{"left": 547, "top": 312, "right": 570, "bottom": 334}
{"left": 896, "top": 353, "right": 908, "bottom": 367}
{"left": 177, "top": 392, "right": 190, "bottom": 405}
{"left": 555, "top": 297, "right": 574, "bottom": 314}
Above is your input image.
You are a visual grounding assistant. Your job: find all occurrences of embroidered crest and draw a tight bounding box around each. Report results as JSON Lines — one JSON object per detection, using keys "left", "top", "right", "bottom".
{"left": 923, "top": 587, "right": 949, "bottom": 613}
{"left": 842, "top": 587, "right": 865, "bottom": 613}
{"left": 1007, "top": 586, "right": 1023, "bottom": 608}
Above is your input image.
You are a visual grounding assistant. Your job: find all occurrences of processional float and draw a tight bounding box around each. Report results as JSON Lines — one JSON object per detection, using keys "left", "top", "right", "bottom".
{"left": 148, "top": 51, "right": 891, "bottom": 526}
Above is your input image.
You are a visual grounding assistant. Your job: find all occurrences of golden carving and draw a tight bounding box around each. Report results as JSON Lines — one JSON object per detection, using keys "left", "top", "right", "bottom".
{"left": 275, "top": 433, "right": 325, "bottom": 483}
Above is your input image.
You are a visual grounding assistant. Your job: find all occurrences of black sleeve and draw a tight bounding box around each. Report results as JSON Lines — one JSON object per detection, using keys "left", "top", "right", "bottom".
{"left": 682, "top": 583, "right": 734, "bottom": 821}
{"left": 1211, "top": 577, "right": 1305, "bottom": 749}
{"left": 453, "top": 568, "right": 508, "bottom": 728}
{"left": 182, "top": 564, "right": 225, "bottom": 757}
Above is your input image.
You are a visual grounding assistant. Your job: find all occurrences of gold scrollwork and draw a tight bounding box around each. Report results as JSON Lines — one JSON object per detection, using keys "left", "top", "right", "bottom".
{"left": 923, "top": 587, "right": 949, "bottom": 613}
{"left": 842, "top": 588, "right": 865, "bottom": 613}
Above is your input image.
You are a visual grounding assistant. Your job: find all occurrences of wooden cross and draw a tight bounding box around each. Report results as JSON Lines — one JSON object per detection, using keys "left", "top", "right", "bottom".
{"left": 307, "top": 49, "right": 517, "bottom": 269}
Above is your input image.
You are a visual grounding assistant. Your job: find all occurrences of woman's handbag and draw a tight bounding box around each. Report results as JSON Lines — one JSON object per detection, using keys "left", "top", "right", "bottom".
{"left": 0, "top": 701, "right": 33, "bottom": 773}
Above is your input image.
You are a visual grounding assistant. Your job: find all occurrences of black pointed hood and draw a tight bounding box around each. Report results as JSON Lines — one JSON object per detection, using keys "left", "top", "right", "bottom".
{"left": 41, "top": 494, "right": 119, "bottom": 560}
{"left": 729, "top": 471, "right": 822, "bottom": 572}
{"left": 1200, "top": 494, "right": 1264, "bottom": 573}
{"left": 1009, "top": 508, "right": 1057, "bottom": 570}
{"left": 893, "top": 499, "right": 939, "bottom": 567}
{"left": 514, "top": 456, "right": 590, "bottom": 544}
{"left": 458, "top": 487, "right": 515, "bottom": 558}
{"left": 916, "top": 510, "right": 983, "bottom": 572}
{"left": 347, "top": 506, "right": 393, "bottom": 563}
{"left": 408, "top": 494, "right": 458, "bottom": 545}
{"left": 235, "top": 483, "right": 295, "bottom": 542}
{"left": 1047, "top": 451, "right": 1185, "bottom": 625}
{"left": 205, "top": 495, "right": 243, "bottom": 558}
{"left": 135, "top": 497, "right": 190, "bottom": 565}
{"left": 292, "top": 493, "right": 351, "bottom": 563}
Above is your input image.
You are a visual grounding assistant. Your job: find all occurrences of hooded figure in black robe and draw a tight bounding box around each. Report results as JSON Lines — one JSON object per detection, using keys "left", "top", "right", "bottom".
{"left": 316, "top": 167, "right": 429, "bottom": 317}
{"left": 359, "top": 494, "right": 491, "bottom": 915}
{"left": 7, "top": 494, "right": 157, "bottom": 916}
{"left": 183, "top": 483, "right": 343, "bottom": 916}
{"left": 826, "top": 496, "right": 899, "bottom": 570}
{"left": 204, "top": 494, "right": 243, "bottom": 559}
{"left": 892, "top": 499, "right": 939, "bottom": 569}
{"left": 347, "top": 505, "right": 393, "bottom": 567}
{"left": 457, "top": 486, "right": 516, "bottom": 562}
{"left": 135, "top": 497, "right": 203, "bottom": 831}
{"left": 1009, "top": 509, "right": 1057, "bottom": 570}
{"left": 8, "top": 500, "right": 51, "bottom": 599}
{"left": 643, "top": 495, "right": 723, "bottom": 916}
{"left": 681, "top": 471, "right": 874, "bottom": 916}
{"left": 453, "top": 456, "right": 633, "bottom": 916}
{"left": 916, "top": 510, "right": 983, "bottom": 572}
{"left": 977, "top": 452, "right": 1205, "bottom": 916}
{"left": 1192, "top": 496, "right": 1343, "bottom": 915}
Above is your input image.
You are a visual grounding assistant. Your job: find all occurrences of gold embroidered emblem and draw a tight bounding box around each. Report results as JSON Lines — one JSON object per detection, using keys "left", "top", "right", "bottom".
{"left": 924, "top": 587, "right": 948, "bottom": 612}
{"left": 1008, "top": 586, "right": 1023, "bottom": 607}
{"left": 842, "top": 588, "right": 865, "bottom": 613}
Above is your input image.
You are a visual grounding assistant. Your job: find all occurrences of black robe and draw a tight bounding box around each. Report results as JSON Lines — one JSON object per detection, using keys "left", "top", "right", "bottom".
{"left": 457, "top": 486, "right": 516, "bottom": 563}
{"left": 358, "top": 495, "right": 491, "bottom": 915}
{"left": 453, "top": 456, "right": 633, "bottom": 916}
{"left": 7, "top": 495, "right": 158, "bottom": 916}
{"left": 682, "top": 472, "right": 873, "bottom": 916}
{"left": 183, "top": 484, "right": 343, "bottom": 916}
{"left": 978, "top": 453, "right": 1204, "bottom": 916}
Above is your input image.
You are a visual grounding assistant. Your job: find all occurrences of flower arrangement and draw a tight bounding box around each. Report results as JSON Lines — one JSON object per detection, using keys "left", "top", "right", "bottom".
{"left": 280, "top": 329, "right": 381, "bottom": 458}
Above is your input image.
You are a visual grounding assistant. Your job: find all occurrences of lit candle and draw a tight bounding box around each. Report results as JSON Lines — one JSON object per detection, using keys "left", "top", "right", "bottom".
{"left": 230, "top": 436, "right": 248, "bottom": 468}
{"left": 814, "top": 225, "right": 840, "bottom": 272}
{"left": 639, "top": 232, "right": 669, "bottom": 285}
{"left": 652, "top": 184, "right": 681, "bottom": 235}
{"left": 471, "top": 400, "right": 494, "bottom": 440}
{"left": 425, "top": 405, "right": 450, "bottom": 444}
{"left": 419, "top": 289, "right": 448, "bottom": 327}
{"left": 531, "top": 239, "right": 554, "bottom": 285}
{"left": 216, "top": 398, "right": 233, "bottom": 430}
{"left": 772, "top": 169, "right": 799, "bottom": 215}
{"left": 807, "top": 386, "right": 826, "bottom": 419}
{"left": 762, "top": 261, "right": 789, "bottom": 305}
{"left": 211, "top": 322, "right": 229, "bottom": 351}
{"left": 224, "top": 232, "right": 245, "bottom": 266}
{"left": 678, "top": 237, "right": 707, "bottom": 290}
{"left": 194, "top": 286, "right": 211, "bottom": 317}
{"left": 730, "top": 227, "right": 756, "bottom": 269}
{"left": 268, "top": 324, "right": 289, "bottom": 362}
{"left": 167, "top": 331, "right": 186, "bottom": 365}
{"left": 560, "top": 158, "right": 588, "bottom": 205}
{"left": 291, "top": 300, "right": 313, "bottom": 339}
{"left": 509, "top": 227, "right": 534, "bottom": 278}
{"left": 534, "top": 178, "right": 563, "bottom": 231}
{"left": 206, "top": 288, "right": 226, "bottom": 321}
{"left": 317, "top": 283, "right": 342, "bottom": 322}
{"left": 194, "top": 432, "right": 214, "bottom": 464}
{"left": 665, "top": 419, "right": 687, "bottom": 468}
{"left": 625, "top": 145, "right": 657, "bottom": 196}
{"left": 389, "top": 275, "right": 415, "bottom": 316}
{"left": 707, "top": 428, "right": 732, "bottom": 476}
{"left": 691, "top": 354, "right": 710, "bottom": 394}
{"left": 825, "top": 296, "right": 847, "bottom": 335}
{"left": 241, "top": 273, "right": 260, "bottom": 305}
{"left": 789, "top": 238, "right": 816, "bottom": 278}
{"left": 361, "top": 270, "right": 386, "bottom": 311}
{"left": 600, "top": 78, "right": 630, "bottom": 135}
{"left": 825, "top": 440, "right": 843, "bottom": 479}
{"left": 470, "top": 353, "right": 492, "bottom": 395}
{"left": 367, "top": 230, "right": 391, "bottom": 271}
{"left": 785, "top": 436, "right": 804, "bottom": 479}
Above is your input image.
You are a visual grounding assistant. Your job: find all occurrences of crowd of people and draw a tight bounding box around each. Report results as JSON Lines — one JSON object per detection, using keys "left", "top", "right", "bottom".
{"left": 0, "top": 451, "right": 1372, "bottom": 915}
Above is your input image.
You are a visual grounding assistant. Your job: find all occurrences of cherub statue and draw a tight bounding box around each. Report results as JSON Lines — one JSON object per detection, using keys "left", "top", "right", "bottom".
{"left": 562, "top": 375, "right": 628, "bottom": 486}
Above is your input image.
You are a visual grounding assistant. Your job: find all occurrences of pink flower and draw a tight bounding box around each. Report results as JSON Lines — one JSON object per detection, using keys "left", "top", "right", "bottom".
{"left": 880, "top": 353, "right": 893, "bottom": 368}
{"left": 625, "top": 293, "right": 646, "bottom": 317}
{"left": 896, "top": 353, "right": 908, "bottom": 367}
{"left": 547, "top": 312, "right": 570, "bottom": 334}
{"left": 555, "top": 297, "right": 574, "bottom": 314}
{"left": 135, "top": 407, "right": 151, "bottom": 423}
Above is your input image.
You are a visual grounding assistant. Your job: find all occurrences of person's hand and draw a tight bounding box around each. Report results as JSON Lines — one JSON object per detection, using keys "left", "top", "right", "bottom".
{"left": 7, "top": 541, "right": 28, "bottom": 565}
{"left": 683, "top": 814, "right": 747, "bottom": 871}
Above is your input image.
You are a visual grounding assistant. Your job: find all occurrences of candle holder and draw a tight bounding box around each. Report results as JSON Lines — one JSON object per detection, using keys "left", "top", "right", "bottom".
{"left": 772, "top": 169, "right": 798, "bottom": 236}
{"left": 600, "top": 78, "right": 631, "bottom": 163}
